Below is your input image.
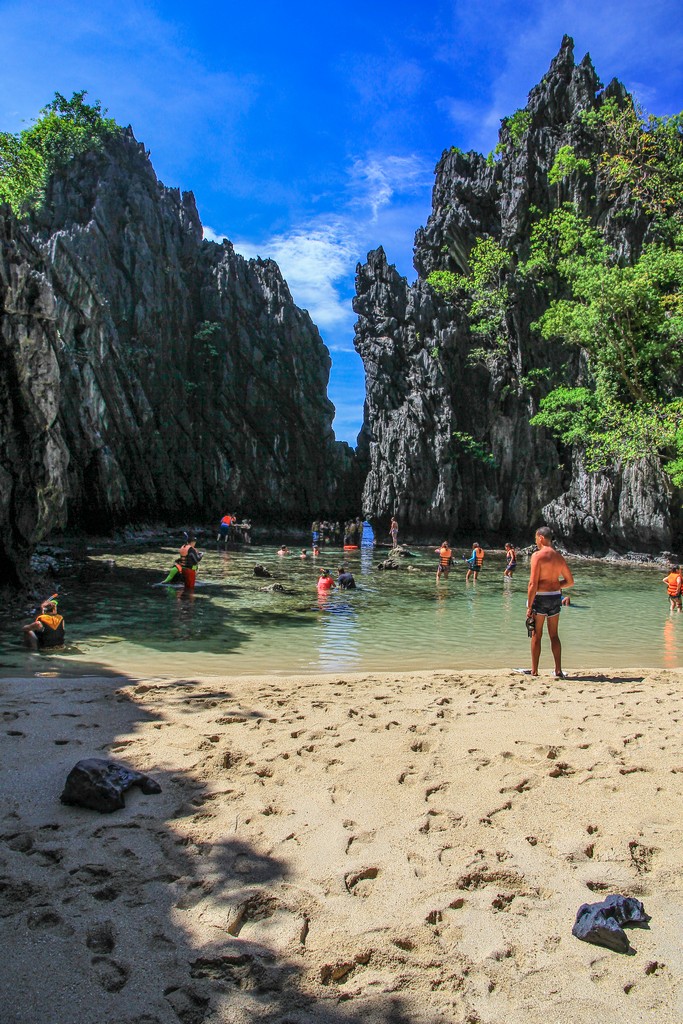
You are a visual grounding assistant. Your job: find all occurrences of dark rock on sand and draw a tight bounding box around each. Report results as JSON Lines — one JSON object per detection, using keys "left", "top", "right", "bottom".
{"left": 60, "top": 758, "right": 162, "bottom": 813}
{"left": 572, "top": 894, "right": 650, "bottom": 953}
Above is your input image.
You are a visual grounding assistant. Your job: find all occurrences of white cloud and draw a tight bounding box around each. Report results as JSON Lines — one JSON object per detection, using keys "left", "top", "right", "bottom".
{"left": 202, "top": 226, "right": 228, "bottom": 244}
{"left": 229, "top": 152, "right": 434, "bottom": 340}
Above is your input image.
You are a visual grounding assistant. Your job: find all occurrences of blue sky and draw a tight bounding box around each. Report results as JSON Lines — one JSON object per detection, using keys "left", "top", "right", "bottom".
{"left": 2, "top": 1, "right": 682, "bottom": 443}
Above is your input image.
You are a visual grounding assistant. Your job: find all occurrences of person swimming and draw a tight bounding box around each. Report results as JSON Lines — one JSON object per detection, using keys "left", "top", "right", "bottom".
{"left": 23, "top": 595, "right": 65, "bottom": 650}
{"left": 300, "top": 549, "right": 308, "bottom": 559}
{"left": 277, "top": 545, "right": 291, "bottom": 556}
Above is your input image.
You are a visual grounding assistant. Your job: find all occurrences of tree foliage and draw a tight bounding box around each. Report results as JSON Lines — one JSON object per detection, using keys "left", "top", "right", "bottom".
{"left": 524, "top": 201, "right": 683, "bottom": 481}
{"left": 548, "top": 144, "right": 592, "bottom": 185}
{"left": 580, "top": 96, "right": 683, "bottom": 218}
{"left": 0, "top": 91, "right": 118, "bottom": 215}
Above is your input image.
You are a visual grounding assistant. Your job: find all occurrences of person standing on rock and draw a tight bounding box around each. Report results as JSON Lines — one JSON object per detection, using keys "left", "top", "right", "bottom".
{"left": 390, "top": 516, "right": 399, "bottom": 549}
{"left": 526, "top": 526, "right": 574, "bottom": 677}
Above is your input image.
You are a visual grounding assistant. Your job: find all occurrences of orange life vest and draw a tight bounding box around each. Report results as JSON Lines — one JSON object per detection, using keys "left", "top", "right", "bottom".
{"left": 475, "top": 547, "right": 485, "bottom": 567}
{"left": 666, "top": 572, "right": 682, "bottom": 596}
{"left": 439, "top": 546, "right": 452, "bottom": 567}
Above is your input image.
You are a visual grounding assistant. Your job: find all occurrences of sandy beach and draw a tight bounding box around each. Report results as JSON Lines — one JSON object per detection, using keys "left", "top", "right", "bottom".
{"left": 1, "top": 666, "right": 682, "bottom": 1024}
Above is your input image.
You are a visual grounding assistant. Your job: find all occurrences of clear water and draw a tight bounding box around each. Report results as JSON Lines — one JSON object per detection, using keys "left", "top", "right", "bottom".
{"left": 1, "top": 542, "right": 681, "bottom": 678}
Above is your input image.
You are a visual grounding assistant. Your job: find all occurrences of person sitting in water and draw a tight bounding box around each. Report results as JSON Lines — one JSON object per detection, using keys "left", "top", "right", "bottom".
{"left": 23, "top": 596, "right": 65, "bottom": 650}
{"left": 663, "top": 565, "right": 683, "bottom": 611}
{"left": 300, "top": 549, "right": 308, "bottom": 559}
{"left": 277, "top": 545, "right": 291, "bottom": 556}
{"left": 337, "top": 565, "right": 356, "bottom": 590}
{"left": 504, "top": 542, "right": 517, "bottom": 577}
{"left": 435, "top": 541, "right": 452, "bottom": 580}
{"left": 317, "top": 568, "right": 335, "bottom": 592}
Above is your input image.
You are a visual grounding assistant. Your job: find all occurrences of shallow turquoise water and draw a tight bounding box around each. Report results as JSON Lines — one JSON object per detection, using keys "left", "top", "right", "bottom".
{"left": 1, "top": 543, "right": 681, "bottom": 677}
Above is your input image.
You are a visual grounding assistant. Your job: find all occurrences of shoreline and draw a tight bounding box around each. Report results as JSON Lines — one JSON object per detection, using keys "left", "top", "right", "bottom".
{"left": 2, "top": 666, "right": 682, "bottom": 1023}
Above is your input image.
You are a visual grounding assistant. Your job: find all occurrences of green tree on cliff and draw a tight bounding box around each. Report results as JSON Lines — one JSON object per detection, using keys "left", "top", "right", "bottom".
{"left": 0, "top": 91, "right": 118, "bottom": 215}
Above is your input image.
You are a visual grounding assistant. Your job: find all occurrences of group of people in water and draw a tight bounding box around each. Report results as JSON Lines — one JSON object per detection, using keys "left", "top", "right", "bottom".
{"left": 216, "top": 514, "right": 252, "bottom": 546}
{"left": 20, "top": 524, "right": 682, "bottom": 677}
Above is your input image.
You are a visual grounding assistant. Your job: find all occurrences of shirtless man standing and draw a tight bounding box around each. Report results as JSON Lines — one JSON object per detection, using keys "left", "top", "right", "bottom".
{"left": 526, "top": 526, "right": 574, "bottom": 677}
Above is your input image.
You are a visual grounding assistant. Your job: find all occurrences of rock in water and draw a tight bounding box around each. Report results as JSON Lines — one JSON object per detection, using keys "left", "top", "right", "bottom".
{"left": 253, "top": 564, "right": 273, "bottom": 578}
{"left": 60, "top": 758, "right": 162, "bottom": 813}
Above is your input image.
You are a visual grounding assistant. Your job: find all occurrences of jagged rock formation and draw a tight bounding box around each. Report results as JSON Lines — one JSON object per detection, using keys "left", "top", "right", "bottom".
{"left": 1, "top": 130, "right": 360, "bottom": 585}
{"left": 354, "top": 36, "right": 682, "bottom": 553}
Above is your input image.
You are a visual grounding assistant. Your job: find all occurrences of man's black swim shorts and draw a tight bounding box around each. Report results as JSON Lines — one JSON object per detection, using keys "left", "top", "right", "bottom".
{"left": 531, "top": 592, "right": 562, "bottom": 617}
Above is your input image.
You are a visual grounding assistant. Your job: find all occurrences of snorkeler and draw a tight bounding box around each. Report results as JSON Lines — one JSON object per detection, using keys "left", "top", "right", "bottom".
{"left": 317, "top": 568, "right": 335, "bottom": 592}
{"left": 23, "top": 594, "right": 65, "bottom": 650}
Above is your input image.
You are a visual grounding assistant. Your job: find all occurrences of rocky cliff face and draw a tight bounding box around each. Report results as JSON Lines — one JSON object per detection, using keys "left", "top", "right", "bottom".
{"left": 0, "top": 130, "right": 359, "bottom": 585}
{"left": 354, "top": 37, "right": 682, "bottom": 553}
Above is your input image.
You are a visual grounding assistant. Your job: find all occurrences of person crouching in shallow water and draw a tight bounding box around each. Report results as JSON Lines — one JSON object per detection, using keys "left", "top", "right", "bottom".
{"left": 23, "top": 597, "right": 65, "bottom": 650}
{"left": 337, "top": 565, "right": 356, "bottom": 590}
{"left": 526, "top": 526, "right": 574, "bottom": 677}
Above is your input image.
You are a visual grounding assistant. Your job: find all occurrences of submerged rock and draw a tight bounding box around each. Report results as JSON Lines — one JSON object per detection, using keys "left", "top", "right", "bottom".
{"left": 60, "top": 758, "right": 162, "bottom": 813}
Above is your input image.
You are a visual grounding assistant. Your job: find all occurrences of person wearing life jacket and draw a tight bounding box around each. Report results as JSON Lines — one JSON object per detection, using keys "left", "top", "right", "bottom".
{"left": 317, "top": 568, "right": 335, "bottom": 593}
{"left": 435, "top": 541, "right": 453, "bottom": 580}
{"left": 217, "top": 514, "right": 233, "bottom": 545}
{"left": 465, "top": 542, "right": 485, "bottom": 581}
{"left": 178, "top": 536, "right": 203, "bottom": 589}
{"left": 663, "top": 565, "right": 683, "bottom": 611}
{"left": 23, "top": 595, "right": 65, "bottom": 650}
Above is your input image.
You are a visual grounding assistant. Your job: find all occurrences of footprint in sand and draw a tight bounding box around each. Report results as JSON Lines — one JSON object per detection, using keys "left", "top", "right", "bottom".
{"left": 344, "top": 867, "right": 379, "bottom": 897}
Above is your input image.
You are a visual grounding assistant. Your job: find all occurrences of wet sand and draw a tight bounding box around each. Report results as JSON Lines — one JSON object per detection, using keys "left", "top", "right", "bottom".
{"left": 1, "top": 667, "right": 682, "bottom": 1023}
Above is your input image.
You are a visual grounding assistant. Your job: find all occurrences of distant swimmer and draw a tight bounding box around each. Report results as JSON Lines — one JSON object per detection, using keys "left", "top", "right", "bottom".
{"left": 465, "top": 542, "right": 485, "bottom": 581}
{"left": 526, "top": 526, "right": 574, "bottom": 677}
{"left": 312, "top": 545, "right": 320, "bottom": 557}
{"left": 663, "top": 564, "right": 683, "bottom": 612}
{"left": 300, "top": 549, "right": 308, "bottom": 559}
{"left": 390, "top": 516, "right": 399, "bottom": 549}
{"left": 504, "top": 543, "right": 517, "bottom": 577}
{"left": 317, "top": 568, "right": 335, "bottom": 592}
{"left": 277, "top": 545, "right": 291, "bottom": 556}
{"left": 435, "top": 541, "right": 453, "bottom": 580}
{"left": 337, "top": 565, "right": 356, "bottom": 590}
{"left": 23, "top": 594, "right": 65, "bottom": 650}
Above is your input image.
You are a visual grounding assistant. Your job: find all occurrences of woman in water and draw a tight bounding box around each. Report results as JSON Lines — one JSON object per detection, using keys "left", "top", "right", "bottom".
{"left": 317, "top": 568, "right": 335, "bottom": 592}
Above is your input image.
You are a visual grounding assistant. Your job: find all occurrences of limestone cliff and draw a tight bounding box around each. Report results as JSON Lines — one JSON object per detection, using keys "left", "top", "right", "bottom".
{"left": 0, "top": 130, "right": 358, "bottom": 585}
{"left": 354, "top": 37, "right": 682, "bottom": 553}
